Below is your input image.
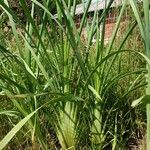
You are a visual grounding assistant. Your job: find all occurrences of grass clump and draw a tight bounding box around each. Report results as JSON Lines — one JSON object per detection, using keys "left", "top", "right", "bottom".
{"left": 0, "top": 0, "right": 148, "bottom": 149}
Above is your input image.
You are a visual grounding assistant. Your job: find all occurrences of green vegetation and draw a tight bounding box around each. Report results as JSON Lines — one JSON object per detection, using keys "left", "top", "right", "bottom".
{"left": 0, "top": 0, "right": 149, "bottom": 149}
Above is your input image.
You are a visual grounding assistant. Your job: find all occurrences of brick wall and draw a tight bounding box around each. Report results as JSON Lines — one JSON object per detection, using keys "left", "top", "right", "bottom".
{"left": 79, "top": 20, "right": 128, "bottom": 44}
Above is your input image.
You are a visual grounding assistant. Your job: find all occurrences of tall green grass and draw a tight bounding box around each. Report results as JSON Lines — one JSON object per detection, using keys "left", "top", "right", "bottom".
{"left": 129, "top": 0, "right": 150, "bottom": 149}
{"left": 0, "top": 0, "right": 147, "bottom": 149}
